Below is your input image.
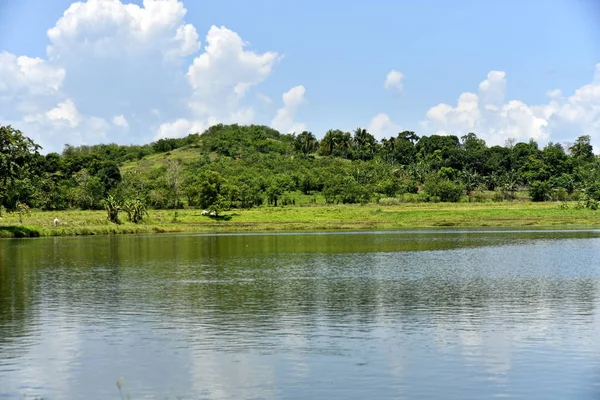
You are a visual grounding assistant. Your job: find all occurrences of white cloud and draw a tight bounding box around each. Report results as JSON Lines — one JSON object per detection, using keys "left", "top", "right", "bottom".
{"left": 478, "top": 70, "right": 506, "bottom": 107}
{"left": 270, "top": 85, "right": 307, "bottom": 133}
{"left": 46, "top": 98, "right": 80, "bottom": 127}
{"left": 185, "top": 26, "right": 280, "bottom": 120}
{"left": 155, "top": 118, "right": 206, "bottom": 140}
{"left": 368, "top": 113, "right": 401, "bottom": 140}
{"left": 113, "top": 114, "right": 129, "bottom": 130}
{"left": 0, "top": 52, "right": 64, "bottom": 94}
{"left": 0, "top": 0, "right": 285, "bottom": 152}
{"left": 46, "top": 0, "right": 200, "bottom": 60}
{"left": 422, "top": 64, "right": 600, "bottom": 146}
{"left": 384, "top": 69, "right": 404, "bottom": 92}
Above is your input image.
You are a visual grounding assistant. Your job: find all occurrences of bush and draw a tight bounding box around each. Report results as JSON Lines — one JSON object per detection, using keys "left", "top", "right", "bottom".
{"left": 399, "top": 179, "right": 419, "bottom": 194}
{"left": 423, "top": 178, "right": 464, "bottom": 202}
{"left": 492, "top": 191, "right": 505, "bottom": 202}
{"left": 552, "top": 187, "right": 568, "bottom": 202}
{"left": 102, "top": 194, "right": 121, "bottom": 224}
{"left": 471, "top": 191, "right": 487, "bottom": 203}
{"left": 375, "top": 179, "right": 399, "bottom": 197}
{"left": 529, "top": 181, "right": 551, "bottom": 202}
{"left": 583, "top": 182, "right": 600, "bottom": 201}
{"left": 281, "top": 194, "right": 296, "bottom": 206}
{"left": 122, "top": 198, "right": 148, "bottom": 223}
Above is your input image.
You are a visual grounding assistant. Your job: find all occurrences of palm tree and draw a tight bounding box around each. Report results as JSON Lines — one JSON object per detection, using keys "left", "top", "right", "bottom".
{"left": 319, "top": 130, "right": 336, "bottom": 156}
{"left": 381, "top": 137, "right": 397, "bottom": 164}
{"left": 295, "top": 131, "right": 318, "bottom": 155}
{"left": 353, "top": 127, "right": 376, "bottom": 161}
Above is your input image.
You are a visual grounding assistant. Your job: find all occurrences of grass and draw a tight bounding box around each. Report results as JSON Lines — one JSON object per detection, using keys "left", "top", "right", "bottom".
{"left": 1, "top": 201, "right": 599, "bottom": 238}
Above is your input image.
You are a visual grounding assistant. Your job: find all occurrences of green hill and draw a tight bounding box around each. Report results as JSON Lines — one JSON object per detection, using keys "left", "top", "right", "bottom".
{"left": 1, "top": 123, "right": 600, "bottom": 217}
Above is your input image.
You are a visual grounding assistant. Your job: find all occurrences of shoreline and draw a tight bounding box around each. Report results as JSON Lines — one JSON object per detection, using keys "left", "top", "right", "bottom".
{"left": 1, "top": 202, "right": 600, "bottom": 238}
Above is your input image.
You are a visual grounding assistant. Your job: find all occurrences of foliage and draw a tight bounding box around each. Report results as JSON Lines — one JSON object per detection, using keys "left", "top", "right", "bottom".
{"left": 1, "top": 123, "right": 599, "bottom": 213}
{"left": 0, "top": 126, "right": 41, "bottom": 208}
{"left": 423, "top": 177, "right": 464, "bottom": 202}
{"left": 122, "top": 198, "right": 148, "bottom": 223}
{"left": 103, "top": 194, "right": 121, "bottom": 224}
{"left": 15, "top": 201, "right": 31, "bottom": 223}
{"left": 529, "top": 181, "right": 552, "bottom": 202}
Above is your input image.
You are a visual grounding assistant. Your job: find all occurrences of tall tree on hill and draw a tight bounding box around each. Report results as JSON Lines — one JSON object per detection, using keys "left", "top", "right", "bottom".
{"left": 294, "top": 131, "right": 319, "bottom": 156}
{"left": 166, "top": 159, "right": 183, "bottom": 209}
{"left": 353, "top": 127, "right": 377, "bottom": 161}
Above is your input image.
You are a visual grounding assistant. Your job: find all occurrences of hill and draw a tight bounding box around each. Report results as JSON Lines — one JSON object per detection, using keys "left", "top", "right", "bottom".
{"left": 1, "top": 123, "right": 600, "bottom": 219}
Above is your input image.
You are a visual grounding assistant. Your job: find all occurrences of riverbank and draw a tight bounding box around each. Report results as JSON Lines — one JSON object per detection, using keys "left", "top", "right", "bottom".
{"left": 1, "top": 202, "right": 599, "bottom": 238}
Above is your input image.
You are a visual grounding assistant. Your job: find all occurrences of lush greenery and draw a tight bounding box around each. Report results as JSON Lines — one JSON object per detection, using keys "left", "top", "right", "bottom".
{"left": 1, "top": 202, "right": 600, "bottom": 238}
{"left": 2, "top": 123, "right": 600, "bottom": 232}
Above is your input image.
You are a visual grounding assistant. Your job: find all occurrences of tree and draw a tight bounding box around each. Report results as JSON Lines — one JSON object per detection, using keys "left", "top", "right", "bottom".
{"left": 198, "top": 170, "right": 225, "bottom": 209}
{"left": 72, "top": 169, "right": 105, "bottom": 209}
{"left": 498, "top": 171, "right": 521, "bottom": 200}
{"left": 103, "top": 194, "right": 121, "bottom": 224}
{"left": 381, "top": 137, "right": 397, "bottom": 164}
{"left": 318, "top": 129, "right": 352, "bottom": 158}
{"left": 266, "top": 184, "right": 283, "bottom": 206}
{"left": 122, "top": 198, "right": 148, "bottom": 223}
{"left": 352, "top": 127, "right": 377, "bottom": 161}
{"left": 319, "top": 130, "right": 337, "bottom": 156}
{"left": 294, "top": 131, "right": 319, "bottom": 156}
{"left": 459, "top": 169, "right": 481, "bottom": 200}
{"left": 0, "top": 126, "right": 41, "bottom": 207}
{"left": 529, "top": 181, "right": 551, "bottom": 202}
{"left": 423, "top": 176, "right": 464, "bottom": 202}
{"left": 397, "top": 131, "right": 419, "bottom": 144}
{"left": 97, "top": 160, "right": 122, "bottom": 194}
{"left": 569, "top": 135, "right": 594, "bottom": 162}
{"left": 166, "top": 159, "right": 183, "bottom": 209}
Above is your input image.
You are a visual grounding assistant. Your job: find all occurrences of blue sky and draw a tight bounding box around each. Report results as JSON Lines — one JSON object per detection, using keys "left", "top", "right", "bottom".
{"left": 0, "top": 0, "right": 599, "bottom": 153}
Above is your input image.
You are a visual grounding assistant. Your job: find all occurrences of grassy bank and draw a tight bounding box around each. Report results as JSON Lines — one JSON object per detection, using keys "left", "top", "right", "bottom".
{"left": 1, "top": 202, "right": 599, "bottom": 238}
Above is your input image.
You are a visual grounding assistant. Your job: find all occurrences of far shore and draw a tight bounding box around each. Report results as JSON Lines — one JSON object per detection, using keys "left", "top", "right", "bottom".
{"left": 1, "top": 202, "right": 599, "bottom": 239}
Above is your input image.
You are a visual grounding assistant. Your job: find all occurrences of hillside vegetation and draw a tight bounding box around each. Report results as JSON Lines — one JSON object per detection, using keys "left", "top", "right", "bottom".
{"left": 2, "top": 123, "right": 600, "bottom": 233}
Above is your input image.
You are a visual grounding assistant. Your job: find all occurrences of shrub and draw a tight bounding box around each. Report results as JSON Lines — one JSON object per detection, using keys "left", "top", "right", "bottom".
{"left": 529, "top": 181, "right": 551, "bottom": 202}
{"left": 472, "top": 191, "right": 487, "bottom": 203}
{"left": 423, "top": 178, "right": 464, "bottom": 202}
{"left": 552, "top": 187, "right": 568, "bottom": 202}
{"left": 375, "top": 179, "right": 399, "bottom": 197}
{"left": 122, "top": 198, "right": 148, "bottom": 223}
{"left": 15, "top": 201, "right": 31, "bottom": 223}
{"left": 102, "top": 194, "right": 121, "bottom": 224}
{"left": 399, "top": 179, "right": 419, "bottom": 194}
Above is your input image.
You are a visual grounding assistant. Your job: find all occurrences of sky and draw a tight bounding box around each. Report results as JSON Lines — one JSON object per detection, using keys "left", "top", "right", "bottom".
{"left": 0, "top": 0, "right": 599, "bottom": 154}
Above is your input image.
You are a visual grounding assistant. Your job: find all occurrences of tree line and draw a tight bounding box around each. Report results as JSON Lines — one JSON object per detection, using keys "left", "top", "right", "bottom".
{"left": 2, "top": 123, "right": 600, "bottom": 220}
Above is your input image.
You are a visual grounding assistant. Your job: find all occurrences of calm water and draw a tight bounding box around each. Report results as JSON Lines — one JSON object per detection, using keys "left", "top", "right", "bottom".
{"left": 2, "top": 229, "right": 600, "bottom": 399}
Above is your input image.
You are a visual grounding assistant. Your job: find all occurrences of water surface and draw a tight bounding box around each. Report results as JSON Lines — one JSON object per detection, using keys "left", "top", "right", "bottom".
{"left": 1, "top": 229, "right": 600, "bottom": 399}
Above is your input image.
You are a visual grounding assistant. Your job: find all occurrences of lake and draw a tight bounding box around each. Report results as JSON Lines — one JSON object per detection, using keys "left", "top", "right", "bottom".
{"left": 1, "top": 229, "right": 600, "bottom": 399}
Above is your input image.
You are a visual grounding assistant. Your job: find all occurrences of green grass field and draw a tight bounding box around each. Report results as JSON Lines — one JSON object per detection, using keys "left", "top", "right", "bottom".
{"left": 1, "top": 201, "right": 599, "bottom": 238}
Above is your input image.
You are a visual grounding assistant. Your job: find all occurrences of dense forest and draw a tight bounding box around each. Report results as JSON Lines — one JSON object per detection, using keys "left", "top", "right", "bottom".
{"left": 2, "top": 123, "right": 600, "bottom": 221}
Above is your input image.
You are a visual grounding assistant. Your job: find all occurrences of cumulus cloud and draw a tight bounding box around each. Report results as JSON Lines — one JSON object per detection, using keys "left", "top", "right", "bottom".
{"left": 0, "top": 0, "right": 284, "bottom": 152}
{"left": 112, "top": 114, "right": 129, "bottom": 130}
{"left": 368, "top": 113, "right": 401, "bottom": 140}
{"left": 384, "top": 70, "right": 404, "bottom": 92}
{"left": 168, "top": 25, "right": 281, "bottom": 133}
{"left": 155, "top": 118, "right": 207, "bottom": 140}
{"left": 46, "top": 0, "right": 200, "bottom": 60}
{"left": 422, "top": 64, "right": 600, "bottom": 146}
{"left": 45, "top": 98, "right": 80, "bottom": 127}
{"left": 270, "top": 85, "right": 307, "bottom": 134}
